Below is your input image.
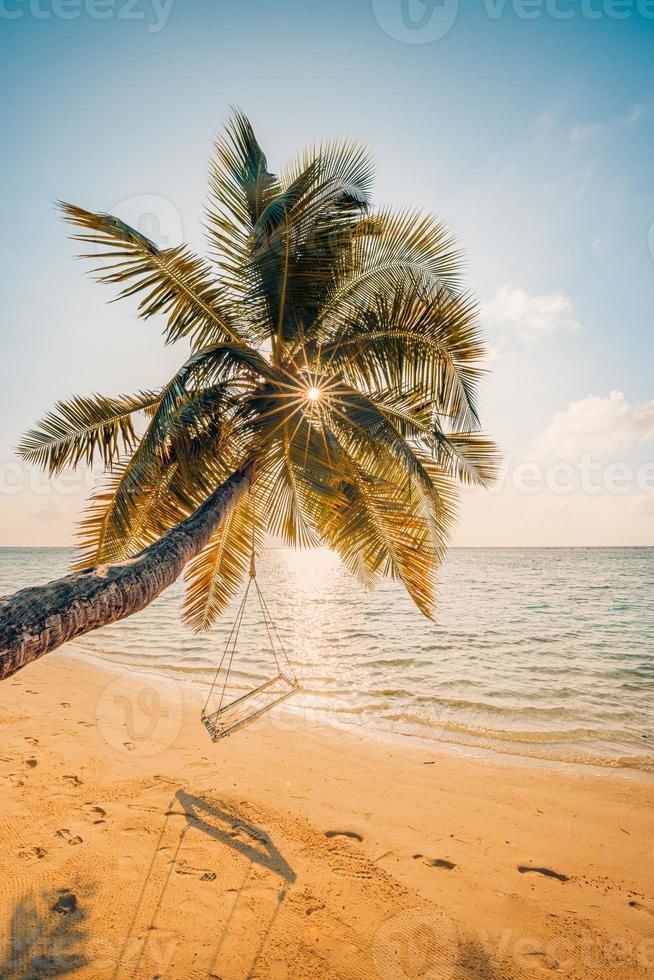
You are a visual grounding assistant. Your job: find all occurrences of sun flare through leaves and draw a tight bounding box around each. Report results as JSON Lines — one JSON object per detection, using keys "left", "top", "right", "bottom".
{"left": 18, "top": 110, "right": 499, "bottom": 630}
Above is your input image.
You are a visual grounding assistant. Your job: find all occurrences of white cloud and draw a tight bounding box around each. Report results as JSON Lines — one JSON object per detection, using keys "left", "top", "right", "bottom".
{"left": 481, "top": 283, "right": 580, "bottom": 345}
{"left": 532, "top": 391, "right": 654, "bottom": 460}
{"left": 569, "top": 102, "right": 643, "bottom": 144}
{"left": 452, "top": 390, "right": 654, "bottom": 546}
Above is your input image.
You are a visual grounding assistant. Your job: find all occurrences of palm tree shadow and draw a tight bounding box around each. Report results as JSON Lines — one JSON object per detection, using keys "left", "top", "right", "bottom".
{"left": 114, "top": 789, "right": 295, "bottom": 979}
{"left": 0, "top": 885, "right": 90, "bottom": 979}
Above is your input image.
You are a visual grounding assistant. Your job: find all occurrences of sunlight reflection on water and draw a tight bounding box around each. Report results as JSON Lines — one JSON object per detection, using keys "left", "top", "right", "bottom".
{"left": 2, "top": 546, "right": 653, "bottom": 771}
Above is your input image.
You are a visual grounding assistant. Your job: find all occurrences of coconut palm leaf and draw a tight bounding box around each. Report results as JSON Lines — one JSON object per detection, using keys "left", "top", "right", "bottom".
{"left": 325, "top": 452, "right": 441, "bottom": 617}
{"left": 314, "top": 207, "right": 463, "bottom": 338}
{"left": 184, "top": 489, "right": 263, "bottom": 631}
{"left": 70, "top": 354, "right": 242, "bottom": 565}
{"left": 318, "top": 284, "right": 484, "bottom": 428}
{"left": 59, "top": 202, "right": 245, "bottom": 349}
{"left": 205, "top": 109, "right": 280, "bottom": 290}
{"left": 20, "top": 111, "right": 499, "bottom": 631}
{"left": 258, "top": 414, "right": 344, "bottom": 549}
{"left": 17, "top": 390, "right": 161, "bottom": 474}
{"left": 281, "top": 139, "right": 374, "bottom": 204}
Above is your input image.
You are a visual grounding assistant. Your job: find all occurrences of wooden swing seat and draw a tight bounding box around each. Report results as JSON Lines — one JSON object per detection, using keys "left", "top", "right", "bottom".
{"left": 202, "top": 671, "right": 300, "bottom": 741}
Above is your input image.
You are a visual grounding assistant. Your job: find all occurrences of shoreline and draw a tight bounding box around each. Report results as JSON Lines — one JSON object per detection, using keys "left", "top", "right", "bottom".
{"left": 65, "top": 639, "right": 654, "bottom": 782}
{"left": 1, "top": 646, "right": 653, "bottom": 977}
{"left": 4, "top": 546, "right": 652, "bottom": 784}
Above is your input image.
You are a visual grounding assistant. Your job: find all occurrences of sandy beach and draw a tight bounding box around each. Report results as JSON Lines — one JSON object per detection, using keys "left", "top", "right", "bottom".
{"left": 0, "top": 647, "right": 651, "bottom": 979}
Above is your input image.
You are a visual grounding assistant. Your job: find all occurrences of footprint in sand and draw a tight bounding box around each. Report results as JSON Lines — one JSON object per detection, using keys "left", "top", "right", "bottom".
{"left": 61, "top": 702, "right": 71, "bottom": 708}
{"left": 518, "top": 865, "right": 569, "bottom": 882}
{"left": 52, "top": 890, "right": 78, "bottom": 914}
{"left": 413, "top": 853, "right": 457, "bottom": 870}
{"left": 25, "top": 737, "right": 39, "bottom": 746}
{"left": 118, "top": 855, "right": 136, "bottom": 874}
{"left": 26, "top": 758, "right": 38, "bottom": 768}
{"left": 324, "top": 830, "right": 364, "bottom": 842}
{"left": 83, "top": 804, "right": 106, "bottom": 824}
{"left": 56, "top": 828, "right": 83, "bottom": 846}
{"left": 63, "top": 774, "right": 83, "bottom": 786}
{"left": 18, "top": 845, "right": 46, "bottom": 862}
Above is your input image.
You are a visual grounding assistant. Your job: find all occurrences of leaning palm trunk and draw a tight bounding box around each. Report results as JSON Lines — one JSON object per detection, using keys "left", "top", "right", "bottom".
{"left": 7, "top": 115, "right": 498, "bottom": 681}
{"left": 0, "top": 464, "right": 252, "bottom": 681}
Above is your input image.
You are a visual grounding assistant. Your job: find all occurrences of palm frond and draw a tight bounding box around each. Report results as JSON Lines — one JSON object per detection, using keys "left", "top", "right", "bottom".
{"left": 71, "top": 353, "right": 246, "bottom": 566}
{"left": 59, "top": 202, "right": 245, "bottom": 349}
{"left": 235, "top": 142, "right": 373, "bottom": 350}
{"left": 17, "top": 390, "right": 160, "bottom": 474}
{"left": 184, "top": 488, "right": 263, "bottom": 631}
{"left": 73, "top": 415, "right": 238, "bottom": 570}
{"left": 349, "top": 390, "right": 499, "bottom": 487}
{"left": 319, "top": 285, "right": 485, "bottom": 429}
{"left": 281, "top": 138, "right": 374, "bottom": 206}
{"left": 257, "top": 415, "right": 344, "bottom": 548}
{"left": 205, "top": 109, "right": 280, "bottom": 283}
{"left": 431, "top": 431, "right": 500, "bottom": 486}
{"left": 325, "top": 455, "right": 442, "bottom": 618}
{"left": 315, "top": 207, "right": 463, "bottom": 336}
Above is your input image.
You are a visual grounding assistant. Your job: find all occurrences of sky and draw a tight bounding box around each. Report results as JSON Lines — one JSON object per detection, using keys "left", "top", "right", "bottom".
{"left": 0, "top": 0, "right": 653, "bottom": 547}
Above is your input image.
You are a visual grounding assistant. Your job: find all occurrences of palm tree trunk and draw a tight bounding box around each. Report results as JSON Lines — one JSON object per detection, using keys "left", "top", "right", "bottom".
{"left": 0, "top": 463, "right": 253, "bottom": 681}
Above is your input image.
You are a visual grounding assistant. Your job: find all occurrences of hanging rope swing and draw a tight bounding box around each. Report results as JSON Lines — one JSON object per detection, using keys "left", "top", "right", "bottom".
{"left": 201, "top": 500, "right": 300, "bottom": 742}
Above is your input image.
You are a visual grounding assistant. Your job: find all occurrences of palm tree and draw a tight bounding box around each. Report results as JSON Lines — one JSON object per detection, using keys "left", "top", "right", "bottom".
{"left": 0, "top": 112, "right": 498, "bottom": 681}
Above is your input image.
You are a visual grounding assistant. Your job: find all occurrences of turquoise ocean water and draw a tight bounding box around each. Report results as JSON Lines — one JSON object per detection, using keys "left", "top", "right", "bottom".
{"left": 1, "top": 546, "right": 652, "bottom": 772}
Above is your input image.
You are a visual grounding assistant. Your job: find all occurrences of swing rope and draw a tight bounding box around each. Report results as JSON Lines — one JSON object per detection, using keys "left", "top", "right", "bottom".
{"left": 201, "top": 577, "right": 252, "bottom": 718}
{"left": 200, "top": 484, "right": 298, "bottom": 736}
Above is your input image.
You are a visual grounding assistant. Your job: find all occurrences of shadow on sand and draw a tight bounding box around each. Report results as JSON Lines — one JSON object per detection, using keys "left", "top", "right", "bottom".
{"left": 113, "top": 789, "right": 295, "bottom": 979}
{"left": 0, "top": 883, "right": 91, "bottom": 979}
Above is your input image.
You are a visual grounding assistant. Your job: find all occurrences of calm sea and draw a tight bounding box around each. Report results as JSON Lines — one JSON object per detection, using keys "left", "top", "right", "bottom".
{"left": 1, "top": 547, "right": 653, "bottom": 772}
